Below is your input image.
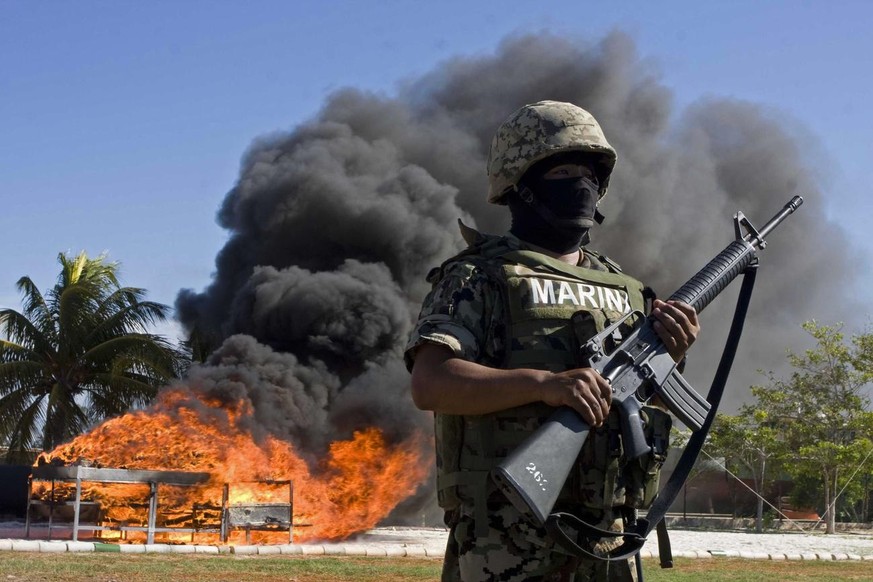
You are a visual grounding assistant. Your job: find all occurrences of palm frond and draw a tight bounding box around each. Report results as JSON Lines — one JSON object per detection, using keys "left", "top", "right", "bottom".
{"left": 4, "top": 396, "right": 47, "bottom": 456}
{"left": 58, "top": 251, "right": 119, "bottom": 288}
{"left": 43, "top": 383, "right": 90, "bottom": 449}
{"left": 89, "top": 298, "right": 170, "bottom": 340}
{"left": 85, "top": 375, "right": 158, "bottom": 417}
{"left": 0, "top": 360, "right": 51, "bottom": 397}
{"left": 0, "top": 388, "right": 44, "bottom": 435}
{"left": 85, "top": 335, "right": 180, "bottom": 378}
{"left": 0, "top": 309, "right": 56, "bottom": 353}
{"left": 14, "top": 276, "right": 51, "bottom": 326}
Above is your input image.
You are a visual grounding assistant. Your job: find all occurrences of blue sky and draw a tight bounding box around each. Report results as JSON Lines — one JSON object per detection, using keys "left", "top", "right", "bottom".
{"left": 2, "top": 1, "right": 872, "bottom": 342}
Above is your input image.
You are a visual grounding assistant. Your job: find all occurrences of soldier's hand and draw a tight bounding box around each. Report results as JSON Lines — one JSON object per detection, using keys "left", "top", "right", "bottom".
{"left": 539, "top": 368, "right": 612, "bottom": 427}
{"left": 652, "top": 299, "right": 700, "bottom": 362}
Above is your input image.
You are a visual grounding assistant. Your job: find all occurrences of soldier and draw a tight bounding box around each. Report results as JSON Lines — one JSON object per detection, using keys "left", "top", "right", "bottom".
{"left": 405, "top": 101, "right": 700, "bottom": 581}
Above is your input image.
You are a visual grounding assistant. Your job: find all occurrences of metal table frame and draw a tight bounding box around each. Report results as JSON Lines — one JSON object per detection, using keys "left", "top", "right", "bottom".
{"left": 26, "top": 466, "right": 210, "bottom": 544}
{"left": 25, "top": 467, "right": 294, "bottom": 544}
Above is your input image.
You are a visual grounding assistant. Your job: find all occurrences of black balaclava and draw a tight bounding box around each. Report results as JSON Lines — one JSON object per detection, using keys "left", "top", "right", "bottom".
{"left": 507, "top": 154, "right": 604, "bottom": 254}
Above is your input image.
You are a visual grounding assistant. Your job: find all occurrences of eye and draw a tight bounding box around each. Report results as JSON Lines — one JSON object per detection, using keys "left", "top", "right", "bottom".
{"left": 544, "top": 164, "right": 583, "bottom": 179}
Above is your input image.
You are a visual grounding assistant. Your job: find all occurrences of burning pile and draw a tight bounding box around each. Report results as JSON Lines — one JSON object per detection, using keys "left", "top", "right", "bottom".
{"left": 36, "top": 384, "right": 430, "bottom": 542}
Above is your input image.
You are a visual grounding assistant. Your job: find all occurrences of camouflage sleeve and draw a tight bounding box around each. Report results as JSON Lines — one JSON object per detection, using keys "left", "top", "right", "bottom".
{"left": 404, "top": 260, "right": 501, "bottom": 371}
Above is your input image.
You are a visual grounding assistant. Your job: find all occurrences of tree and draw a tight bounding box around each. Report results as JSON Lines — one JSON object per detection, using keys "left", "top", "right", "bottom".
{"left": 708, "top": 411, "right": 785, "bottom": 532}
{"left": 0, "top": 252, "right": 185, "bottom": 461}
{"left": 752, "top": 321, "right": 873, "bottom": 533}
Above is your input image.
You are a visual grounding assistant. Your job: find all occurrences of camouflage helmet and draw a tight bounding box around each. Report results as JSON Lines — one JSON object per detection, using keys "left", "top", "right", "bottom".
{"left": 486, "top": 100, "right": 617, "bottom": 204}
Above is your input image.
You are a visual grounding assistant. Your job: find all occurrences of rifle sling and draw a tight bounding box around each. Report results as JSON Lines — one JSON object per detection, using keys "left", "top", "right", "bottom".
{"left": 544, "top": 264, "right": 759, "bottom": 563}
{"left": 655, "top": 518, "right": 673, "bottom": 568}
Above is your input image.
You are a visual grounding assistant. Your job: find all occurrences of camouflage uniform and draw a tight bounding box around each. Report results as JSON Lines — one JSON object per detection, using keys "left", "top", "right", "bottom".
{"left": 445, "top": 504, "right": 635, "bottom": 582}
{"left": 407, "top": 232, "right": 671, "bottom": 581}
{"left": 405, "top": 102, "right": 670, "bottom": 582}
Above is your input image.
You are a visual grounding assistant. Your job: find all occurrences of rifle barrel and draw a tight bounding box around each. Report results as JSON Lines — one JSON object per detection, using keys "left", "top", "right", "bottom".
{"left": 668, "top": 196, "right": 802, "bottom": 314}
{"left": 750, "top": 195, "right": 803, "bottom": 243}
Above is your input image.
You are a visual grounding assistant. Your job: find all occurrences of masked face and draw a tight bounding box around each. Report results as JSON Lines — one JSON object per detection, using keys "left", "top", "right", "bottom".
{"left": 528, "top": 163, "right": 599, "bottom": 227}
{"left": 508, "top": 161, "right": 601, "bottom": 254}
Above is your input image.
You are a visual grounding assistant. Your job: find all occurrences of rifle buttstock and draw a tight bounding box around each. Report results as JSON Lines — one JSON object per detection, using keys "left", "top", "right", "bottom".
{"left": 491, "top": 407, "right": 591, "bottom": 526}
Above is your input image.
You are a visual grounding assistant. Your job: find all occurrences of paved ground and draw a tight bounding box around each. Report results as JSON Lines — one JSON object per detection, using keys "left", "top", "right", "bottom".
{"left": 641, "top": 527, "right": 873, "bottom": 560}
{"left": 2, "top": 523, "right": 873, "bottom": 560}
{"left": 360, "top": 526, "right": 873, "bottom": 561}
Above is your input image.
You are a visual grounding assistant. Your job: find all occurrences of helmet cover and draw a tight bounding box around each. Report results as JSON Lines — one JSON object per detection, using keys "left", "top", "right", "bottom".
{"left": 486, "top": 100, "right": 617, "bottom": 204}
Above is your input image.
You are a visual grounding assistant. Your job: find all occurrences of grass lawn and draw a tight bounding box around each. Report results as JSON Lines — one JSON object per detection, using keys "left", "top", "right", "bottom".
{"left": 1, "top": 553, "right": 873, "bottom": 581}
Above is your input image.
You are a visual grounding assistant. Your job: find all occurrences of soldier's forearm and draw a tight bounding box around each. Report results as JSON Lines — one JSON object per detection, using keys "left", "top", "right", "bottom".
{"left": 409, "top": 343, "right": 550, "bottom": 415}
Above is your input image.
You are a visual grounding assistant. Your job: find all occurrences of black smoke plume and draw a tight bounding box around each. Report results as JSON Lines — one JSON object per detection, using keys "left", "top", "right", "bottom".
{"left": 176, "top": 31, "right": 861, "bottom": 523}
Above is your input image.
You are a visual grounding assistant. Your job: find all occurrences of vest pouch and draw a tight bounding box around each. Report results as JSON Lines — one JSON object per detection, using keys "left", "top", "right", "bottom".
{"left": 438, "top": 403, "right": 556, "bottom": 511}
{"left": 621, "top": 406, "right": 673, "bottom": 509}
{"left": 570, "top": 310, "right": 605, "bottom": 355}
{"left": 572, "top": 410, "right": 623, "bottom": 509}
{"left": 435, "top": 413, "right": 465, "bottom": 509}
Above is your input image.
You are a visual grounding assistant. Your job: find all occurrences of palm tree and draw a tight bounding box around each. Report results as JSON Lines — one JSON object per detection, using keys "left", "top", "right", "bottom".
{"left": 0, "top": 251, "right": 185, "bottom": 461}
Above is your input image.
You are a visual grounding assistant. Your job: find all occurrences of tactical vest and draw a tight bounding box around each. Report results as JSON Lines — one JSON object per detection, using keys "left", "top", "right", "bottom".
{"left": 433, "top": 235, "right": 672, "bottom": 519}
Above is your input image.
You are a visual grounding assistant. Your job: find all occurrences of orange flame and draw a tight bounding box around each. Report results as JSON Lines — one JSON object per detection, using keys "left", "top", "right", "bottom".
{"left": 35, "top": 388, "right": 432, "bottom": 543}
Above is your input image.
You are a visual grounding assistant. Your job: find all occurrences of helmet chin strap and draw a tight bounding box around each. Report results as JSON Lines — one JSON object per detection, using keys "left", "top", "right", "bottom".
{"left": 594, "top": 208, "right": 606, "bottom": 225}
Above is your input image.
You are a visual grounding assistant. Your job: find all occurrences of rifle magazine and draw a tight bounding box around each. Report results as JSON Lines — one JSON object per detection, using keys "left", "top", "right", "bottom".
{"left": 658, "top": 370, "right": 710, "bottom": 431}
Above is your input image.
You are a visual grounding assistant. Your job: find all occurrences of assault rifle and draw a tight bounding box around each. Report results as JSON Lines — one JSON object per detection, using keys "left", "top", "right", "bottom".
{"left": 492, "top": 196, "right": 804, "bottom": 527}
